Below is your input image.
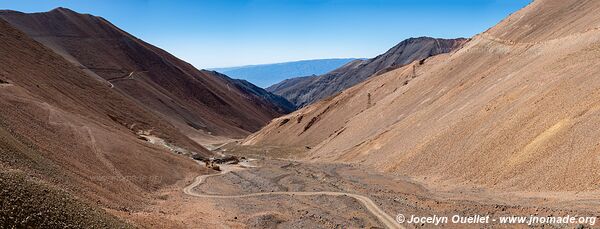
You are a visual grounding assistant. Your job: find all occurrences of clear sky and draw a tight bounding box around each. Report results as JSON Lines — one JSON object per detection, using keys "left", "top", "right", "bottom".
{"left": 0, "top": 0, "right": 531, "bottom": 68}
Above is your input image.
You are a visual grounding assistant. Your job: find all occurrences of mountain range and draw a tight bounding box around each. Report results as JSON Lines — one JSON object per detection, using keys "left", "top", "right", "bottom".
{"left": 0, "top": 7, "right": 294, "bottom": 142}
{"left": 211, "top": 58, "right": 360, "bottom": 88}
{"left": 267, "top": 37, "right": 468, "bottom": 107}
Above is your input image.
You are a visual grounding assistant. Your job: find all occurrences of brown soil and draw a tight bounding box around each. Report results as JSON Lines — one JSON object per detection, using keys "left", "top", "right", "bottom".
{"left": 0, "top": 16, "right": 208, "bottom": 227}
{"left": 0, "top": 8, "right": 293, "bottom": 141}
{"left": 0, "top": 169, "right": 131, "bottom": 228}
{"left": 136, "top": 150, "right": 600, "bottom": 228}
{"left": 4, "top": 0, "right": 600, "bottom": 228}
{"left": 245, "top": 0, "right": 600, "bottom": 192}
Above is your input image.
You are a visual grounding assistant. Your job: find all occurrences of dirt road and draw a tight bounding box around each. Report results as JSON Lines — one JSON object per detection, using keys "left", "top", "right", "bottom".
{"left": 183, "top": 161, "right": 403, "bottom": 229}
{"left": 106, "top": 70, "right": 149, "bottom": 88}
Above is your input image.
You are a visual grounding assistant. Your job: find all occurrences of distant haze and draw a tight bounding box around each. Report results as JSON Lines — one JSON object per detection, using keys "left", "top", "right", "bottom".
{"left": 210, "top": 58, "right": 360, "bottom": 88}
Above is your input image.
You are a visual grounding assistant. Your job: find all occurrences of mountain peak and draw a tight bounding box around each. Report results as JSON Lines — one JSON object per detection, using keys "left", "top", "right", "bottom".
{"left": 50, "top": 7, "right": 76, "bottom": 13}
{"left": 0, "top": 8, "right": 79, "bottom": 17}
{"left": 269, "top": 37, "right": 468, "bottom": 107}
{"left": 47, "top": 7, "right": 95, "bottom": 18}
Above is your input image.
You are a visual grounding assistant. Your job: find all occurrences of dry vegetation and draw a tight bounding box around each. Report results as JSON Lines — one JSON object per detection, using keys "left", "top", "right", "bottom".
{"left": 0, "top": 170, "right": 131, "bottom": 228}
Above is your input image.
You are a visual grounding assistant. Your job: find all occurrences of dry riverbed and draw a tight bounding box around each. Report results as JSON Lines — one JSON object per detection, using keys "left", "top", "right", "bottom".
{"left": 122, "top": 148, "right": 600, "bottom": 228}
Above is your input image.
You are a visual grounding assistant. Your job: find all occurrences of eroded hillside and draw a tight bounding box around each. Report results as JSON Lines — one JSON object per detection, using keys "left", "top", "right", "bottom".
{"left": 246, "top": 0, "right": 600, "bottom": 191}
{"left": 0, "top": 17, "right": 208, "bottom": 226}
{"left": 0, "top": 8, "right": 294, "bottom": 142}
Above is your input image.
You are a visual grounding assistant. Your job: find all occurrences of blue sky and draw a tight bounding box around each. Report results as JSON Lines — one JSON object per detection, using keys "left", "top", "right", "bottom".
{"left": 0, "top": 0, "right": 531, "bottom": 68}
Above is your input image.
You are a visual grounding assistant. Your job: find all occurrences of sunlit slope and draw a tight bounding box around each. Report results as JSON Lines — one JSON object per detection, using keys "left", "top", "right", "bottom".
{"left": 245, "top": 0, "right": 600, "bottom": 191}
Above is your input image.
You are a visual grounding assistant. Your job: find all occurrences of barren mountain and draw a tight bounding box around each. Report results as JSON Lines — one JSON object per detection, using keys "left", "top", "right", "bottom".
{"left": 211, "top": 58, "right": 360, "bottom": 88}
{"left": 0, "top": 8, "right": 294, "bottom": 142}
{"left": 246, "top": 0, "right": 600, "bottom": 192}
{"left": 0, "top": 17, "right": 208, "bottom": 227}
{"left": 268, "top": 37, "right": 468, "bottom": 107}
{"left": 205, "top": 70, "right": 297, "bottom": 114}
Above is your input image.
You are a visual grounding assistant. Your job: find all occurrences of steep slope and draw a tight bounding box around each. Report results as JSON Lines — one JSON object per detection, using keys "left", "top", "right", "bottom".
{"left": 268, "top": 37, "right": 468, "bottom": 107}
{"left": 246, "top": 0, "right": 600, "bottom": 191}
{"left": 211, "top": 58, "right": 360, "bottom": 88}
{"left": 0, "top": 8, "right": 293, "bottom": 142}
{"left": 0, "top": 17, "right": 206, "bottom": 226}
{"left": 204, "top": 70, "right": 296, "bottom": 114}
{"left": 0, "top": 170, "right": 131, "bottom": 228}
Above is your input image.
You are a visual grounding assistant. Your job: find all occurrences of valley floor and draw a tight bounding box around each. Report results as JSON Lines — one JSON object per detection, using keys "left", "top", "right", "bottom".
{"left": 117, "top": 145, "right": 600, "bottom": 228}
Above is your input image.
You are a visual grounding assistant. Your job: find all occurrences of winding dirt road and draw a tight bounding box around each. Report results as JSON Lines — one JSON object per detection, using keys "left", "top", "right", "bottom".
{"left": 183, "top": 162, "right": 404, "bottom": 229}
{"left": 106, "top": 70, "right": 149, "bottom": 88}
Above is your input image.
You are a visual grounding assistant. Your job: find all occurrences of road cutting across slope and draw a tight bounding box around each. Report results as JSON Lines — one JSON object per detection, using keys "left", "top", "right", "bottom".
{"left": 183, "top": 161, "right": 403, "bottom": 229}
